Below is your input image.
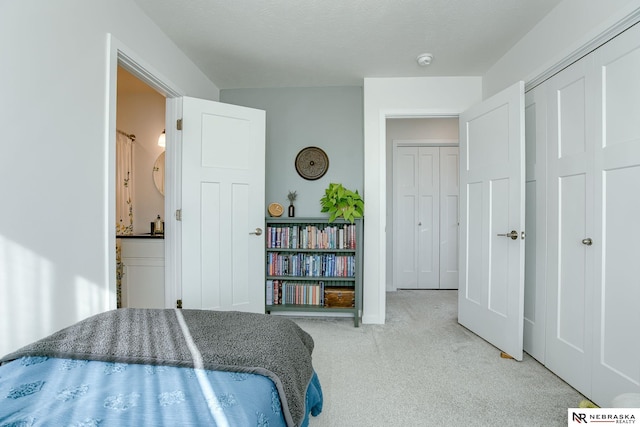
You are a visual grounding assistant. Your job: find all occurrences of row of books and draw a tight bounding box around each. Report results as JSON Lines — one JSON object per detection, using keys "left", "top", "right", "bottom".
{"left": 266, "top": 223, "right": 357, "bottom": 249}
{"left": 266, "top": 280, "right": 324, "bottom": 306}
{"left": 266, "top": 253, "right": 355, "bottom": 277}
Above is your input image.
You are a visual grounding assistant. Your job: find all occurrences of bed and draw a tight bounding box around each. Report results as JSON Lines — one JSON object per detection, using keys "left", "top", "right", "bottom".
{"left": 0, "top": 308, "right": 323, "bottom": 427}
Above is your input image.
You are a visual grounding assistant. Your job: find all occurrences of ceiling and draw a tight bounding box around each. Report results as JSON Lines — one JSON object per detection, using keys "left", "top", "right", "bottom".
{"left": 132, "top": 0, "right": 563, "bottom": 90}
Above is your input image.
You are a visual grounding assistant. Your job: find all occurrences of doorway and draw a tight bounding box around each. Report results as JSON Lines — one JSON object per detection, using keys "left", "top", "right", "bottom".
{"left": 107, "top": 36, "right": 184, "bottom": 311}
{"left": 115, "top": 66, "right": 166, "bottom": 308}
{"left": 385, "top": 117, "right": 459, "bottom": 292}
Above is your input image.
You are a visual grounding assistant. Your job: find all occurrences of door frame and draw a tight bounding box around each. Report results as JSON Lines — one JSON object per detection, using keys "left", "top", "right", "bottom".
{"left": 390, "top": 138, "right": 458, "bottom": 291}
{"left": 383, "top": 113, "right": 461, "bottom": 302}
{"left": 106, "top": 34, "right": 184, "bottom": 310}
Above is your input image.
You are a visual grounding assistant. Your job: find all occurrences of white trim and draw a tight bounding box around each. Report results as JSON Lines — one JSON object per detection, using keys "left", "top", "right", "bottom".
{"left": 165, "top": 98, "right": 183, "bottom": 306}
{"left": 526, "top": 10, "right": 640, "bottom": 92}
{"left": 394, "top": 138, "right": 459, "bottom": 147}
{"left": 114, "top": 42, "right": 184, "bottom": 98}
{"left": 106, "top": 33, "right": 185, "bottom": 310}
{"left": 364, "top": 110, "right": 465, "bottom": 325}
{"left": 383, "top": 110, "right": 460, "bottom": 119}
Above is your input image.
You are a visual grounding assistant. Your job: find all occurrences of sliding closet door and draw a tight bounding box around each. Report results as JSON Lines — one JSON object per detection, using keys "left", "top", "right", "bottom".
{"left": 590, "top": 23, "right": 640, "bottom": 406}
{"left": 545, "top": 55, "right": 595, "bottom": 396}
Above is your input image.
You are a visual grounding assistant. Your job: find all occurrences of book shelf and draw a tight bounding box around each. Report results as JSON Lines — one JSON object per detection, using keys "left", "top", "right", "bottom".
{"left": 265, "top": 217, "right": 362, "bottom": 327}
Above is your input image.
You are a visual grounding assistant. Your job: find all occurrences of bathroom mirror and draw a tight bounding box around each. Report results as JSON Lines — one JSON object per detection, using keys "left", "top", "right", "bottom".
{"left": 152, "top": 152, "right": 165, "bottom": 196}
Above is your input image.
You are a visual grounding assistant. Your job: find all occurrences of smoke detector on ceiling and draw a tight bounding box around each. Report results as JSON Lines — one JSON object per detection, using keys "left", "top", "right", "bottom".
{"left": 417, "top": 53, "right": 433, "bottom": 66}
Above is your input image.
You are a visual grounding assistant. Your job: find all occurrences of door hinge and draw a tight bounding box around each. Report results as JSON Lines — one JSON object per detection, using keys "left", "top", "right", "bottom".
{"left": 176, "top": 299, "right": 182, "bottom": 309}
{"left": 176, "top": 119, "right": 183, "bottom": 130}
{"left": 175, "top": 209, "right": 182, "bottom": 221}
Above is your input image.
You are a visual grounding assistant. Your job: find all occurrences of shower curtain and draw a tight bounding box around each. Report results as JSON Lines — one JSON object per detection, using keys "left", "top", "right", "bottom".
{"left": 116, "top": 131, "right": 134, "bottom": 308}
{"left": 116, "top": 132, "right": 134, "bottom": 235}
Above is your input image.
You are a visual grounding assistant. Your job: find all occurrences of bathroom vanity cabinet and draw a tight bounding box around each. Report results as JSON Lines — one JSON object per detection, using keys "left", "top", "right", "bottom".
{"left": 119, "top": 237, "right": 165, "bottom": 309}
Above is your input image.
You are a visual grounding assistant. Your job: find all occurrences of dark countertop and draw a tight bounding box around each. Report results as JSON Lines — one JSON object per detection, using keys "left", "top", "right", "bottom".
{"left": 116, "top": 234, "right": 164, "bottom": 239}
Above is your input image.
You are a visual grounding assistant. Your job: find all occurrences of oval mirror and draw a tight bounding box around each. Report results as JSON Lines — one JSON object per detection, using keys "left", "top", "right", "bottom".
{"left": 153, "top": 152, "right": 165, "bottom": 196}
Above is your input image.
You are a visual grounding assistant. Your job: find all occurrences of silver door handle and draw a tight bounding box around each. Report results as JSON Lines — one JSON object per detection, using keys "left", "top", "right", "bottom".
{"left": 582, "top": 238, "right": 592, "bottom": 246}
{"left": 497, "top": 230, "right": 519, "bottom": 240}
{"left": 250, "top": 227, "right": 263, "bottom": 236}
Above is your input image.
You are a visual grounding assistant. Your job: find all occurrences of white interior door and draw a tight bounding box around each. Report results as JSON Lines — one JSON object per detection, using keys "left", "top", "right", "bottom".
{"left": 417, "top": 147, "right": 440, "bottom": 288}
{"left": 590, "top": 24, "right": 640, "bottom": 406}
{"left": 394, "top": 145, "right": 459, "bottom": 289}
{"left": 458, "top": 81, "right": 526, "bottom": 361}
{"left": 181, "top": 96, "right": 266, "bottom": 312}
{"left": 394, "top": 146, "right": 420, "bottom": 288}
{"left": 544, "top": 55, "right": 594, "bottom": 394}
{"left": 394, "top": 146, "right": 439, "bottom": 289}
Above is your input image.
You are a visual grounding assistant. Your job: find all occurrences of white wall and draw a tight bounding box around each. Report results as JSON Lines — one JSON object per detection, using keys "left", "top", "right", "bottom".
{"left": 362, "top": 77, "right": 482, "bottom": 324}
{"left": 116, "top": 85, "right": 166, "bottom": 233}
{"left": 221, "top": 87, "right": 364, "bottom": 218}
{"left": 0, "top": 0, "right": 219, "bottom": 356}
{"left": 483, "top": 0, "right": 640, "bottom": 97}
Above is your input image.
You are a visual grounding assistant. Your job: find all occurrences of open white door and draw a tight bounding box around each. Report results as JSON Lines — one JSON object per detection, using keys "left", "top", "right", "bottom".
{"left": 458, "top": 81, "right": 526, "bottom": 361}
{"left": 180, "top": 96, "right": 266, "bottom": 312}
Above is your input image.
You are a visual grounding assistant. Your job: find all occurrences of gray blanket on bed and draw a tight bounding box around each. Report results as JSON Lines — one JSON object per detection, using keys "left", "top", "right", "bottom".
{"left": 0, "top": 308, "right": 315, "bottom": 427}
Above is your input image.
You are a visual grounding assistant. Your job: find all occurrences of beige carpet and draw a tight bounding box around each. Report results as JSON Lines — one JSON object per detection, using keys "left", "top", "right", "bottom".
{"left": 291, "top": 290, "right": 584, "bottom": 427}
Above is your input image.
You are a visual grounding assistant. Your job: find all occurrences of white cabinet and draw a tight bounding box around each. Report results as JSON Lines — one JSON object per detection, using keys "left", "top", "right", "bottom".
{"left": 120, "top": 238, "right": 165, "bottom": 309}
{"left": 393, "top": 145, "right": 459, "bottom": 289}
{"left": 531, "top": 22, "right": 640, "bottom": 406}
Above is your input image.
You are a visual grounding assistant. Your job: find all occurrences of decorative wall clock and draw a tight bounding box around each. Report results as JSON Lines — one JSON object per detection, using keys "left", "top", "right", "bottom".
{"left": 295, "top": 146, "right": 329, "bottom": 180}
{"left": 268, "top": 202, "right": 284, "bottom": 217}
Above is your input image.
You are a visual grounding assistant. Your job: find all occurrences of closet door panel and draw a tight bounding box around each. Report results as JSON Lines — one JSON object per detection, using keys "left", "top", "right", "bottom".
{"left": 394, "top": 147, "right": 419, "bottom": 288}
{"left": 557, "top": 173, "right": 587, "bottom": 348}
{"left": 418, "top": 148, "right": 439, "bottom": 288}
{"left": 439, "top": 147, "right": 459, "bottom": 290}
{"left": 603, "top": 40, "right": 640, "bottom": 148}
{"left": 599, "top": 166, "right": 640, "bottom": 379}
{"left": 545, "top": 55, "right": 594, "bottom": 396}
{"left": 591, "top": 23, "right": 640, "bottom": 406}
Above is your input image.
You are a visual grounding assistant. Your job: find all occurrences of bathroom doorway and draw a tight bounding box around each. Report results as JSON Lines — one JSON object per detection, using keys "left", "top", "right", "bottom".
{"left": 115, "top": 66, "right": 166, "bottom": 308}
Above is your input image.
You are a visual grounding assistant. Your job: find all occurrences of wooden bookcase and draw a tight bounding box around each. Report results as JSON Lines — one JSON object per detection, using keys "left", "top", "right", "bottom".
{"left": 265, "top": 217, "right": 362, "bottom": 326}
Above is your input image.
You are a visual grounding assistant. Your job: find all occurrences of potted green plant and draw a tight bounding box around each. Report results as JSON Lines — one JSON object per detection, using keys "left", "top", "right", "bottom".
{"left": 320, "top": 183, "right": 364, "bottom": 223}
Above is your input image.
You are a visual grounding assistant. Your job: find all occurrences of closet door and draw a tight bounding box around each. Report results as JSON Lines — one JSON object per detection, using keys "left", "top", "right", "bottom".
{"left": 523, "top": 84, "right": 547, "bottom": 363}
{"left": 590, "top": 23, "right": 640, "bottom": 406}
{"left": 439, "top": 147, "right": 459, "bottom": 289}
{"left": 545, "top": 55, "right": 595, "bottom": 396}
{"left": 394, "top": 146, "right": 440, "bottom": 289}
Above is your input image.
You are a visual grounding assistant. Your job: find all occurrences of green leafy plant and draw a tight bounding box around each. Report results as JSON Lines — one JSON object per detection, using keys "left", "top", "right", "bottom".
{"left": 320, "top": 183, "right": 364, "bottom": 223}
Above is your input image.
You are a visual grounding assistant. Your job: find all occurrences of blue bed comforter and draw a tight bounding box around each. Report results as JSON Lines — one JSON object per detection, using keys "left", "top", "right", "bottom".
{"left": 0, "top": 309, "right": 323, "bottom": 427}
{"left": 0, "top": 356, "right": 323, "bottom": 426}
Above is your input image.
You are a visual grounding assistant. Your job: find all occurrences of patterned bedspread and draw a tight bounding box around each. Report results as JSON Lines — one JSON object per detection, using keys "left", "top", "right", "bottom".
{"left": 0, "top": 309, "right": 323, "bottom": 427}
{"left": 0, "top": 355, "right": 323, "bottom": 426}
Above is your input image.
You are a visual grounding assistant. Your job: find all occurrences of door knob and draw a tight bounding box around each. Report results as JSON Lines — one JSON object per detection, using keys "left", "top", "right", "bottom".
{"left": 250, "top": 227, "right": 263, "bottom": 236}
{"left": 497, "top": 230, "right": 519, "bottom": 240}
{"left": 582, "top": 238, "right": 593, "bottom": 246}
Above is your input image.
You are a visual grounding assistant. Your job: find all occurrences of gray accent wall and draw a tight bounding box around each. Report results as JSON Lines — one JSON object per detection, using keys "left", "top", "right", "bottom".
{"left": 221, "top": 87, "right": 364, "bottom": 219}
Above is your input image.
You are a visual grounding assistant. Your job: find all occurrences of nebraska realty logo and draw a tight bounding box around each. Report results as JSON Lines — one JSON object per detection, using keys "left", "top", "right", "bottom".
{"left": 568, "top": 408, "right": 638, "bottom": 425}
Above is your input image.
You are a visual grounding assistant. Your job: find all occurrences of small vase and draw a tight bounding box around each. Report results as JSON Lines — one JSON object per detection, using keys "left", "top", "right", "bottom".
{"left": 288, "top": 204, "right": 295, "bottom": 217}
